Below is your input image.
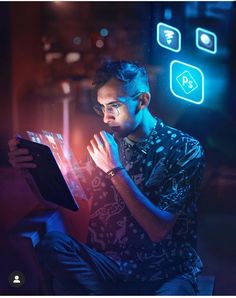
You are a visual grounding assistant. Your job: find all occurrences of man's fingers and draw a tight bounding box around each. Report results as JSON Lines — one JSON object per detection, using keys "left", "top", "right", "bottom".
{"left": 8, "top": 148, "right": 29, "bottom": 157}
{"left": 87, "top": 144, "right": 93, "bottom": 154}
{"left": 14, "top": 162, "right": 36, "bottom": 169}
{"left": 99, "top": 131, "right": 110, "bottom": 146}
{"left": 8, "top": 152, "right": 36, "bottom": 169}
{"left": 90, "top": 139, "right": 98, "bottom": 152}
{"left": 88, "top": 131, "right": 115, "bottom": 155}
{"left": 9, "top": 155, "right": 33, "bottom": 164}
{"left": 87, "top": 145, "right": 95, "bottom": 162}
{"left": 93, "top": 134, "right": 105, "bottom": 149}
{"left": 8, "top": 138, "right": 19, "bottom": 151}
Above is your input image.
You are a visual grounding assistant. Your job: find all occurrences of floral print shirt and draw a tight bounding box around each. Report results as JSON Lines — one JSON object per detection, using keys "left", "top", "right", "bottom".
{"left": 81, "top": 117, "right": 204, "bottom": 289}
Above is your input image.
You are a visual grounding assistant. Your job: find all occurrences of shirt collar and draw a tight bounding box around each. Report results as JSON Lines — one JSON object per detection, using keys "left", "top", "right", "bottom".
{"left": 122, "top": 117, "right": 163, "bottom": 154}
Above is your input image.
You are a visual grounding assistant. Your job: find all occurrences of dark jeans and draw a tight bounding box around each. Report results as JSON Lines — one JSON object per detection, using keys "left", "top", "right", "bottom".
{"left": 35, "top": 231, "right": 196, "bottom": 295}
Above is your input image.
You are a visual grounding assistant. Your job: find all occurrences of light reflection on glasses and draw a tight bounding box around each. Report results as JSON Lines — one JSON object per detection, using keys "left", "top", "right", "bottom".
{"left": 93, "top": 92, "right": 143, "bottom": 117}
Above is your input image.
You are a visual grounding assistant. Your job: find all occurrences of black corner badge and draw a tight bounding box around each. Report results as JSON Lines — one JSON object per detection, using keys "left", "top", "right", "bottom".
{"left": 8, "top": 271, "right": 25, "bottom": 288}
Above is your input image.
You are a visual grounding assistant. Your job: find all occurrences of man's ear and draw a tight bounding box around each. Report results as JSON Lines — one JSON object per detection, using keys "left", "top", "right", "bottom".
{"left": 138, "top": 92, "right": 151, "bottom": 110}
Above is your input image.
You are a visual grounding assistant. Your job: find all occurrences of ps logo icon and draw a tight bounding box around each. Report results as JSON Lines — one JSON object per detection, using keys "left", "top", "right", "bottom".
{"left": 176, "top": 70, "right": 199, "bottom": 95}
{"left": 9, "top": 271, "right": 25, "bottom": 288}
{"left": 157, "top": 22, "right": 181, "bottom": 52}
{"left": 170, "top": 60, "right": 204, "bottom": 104}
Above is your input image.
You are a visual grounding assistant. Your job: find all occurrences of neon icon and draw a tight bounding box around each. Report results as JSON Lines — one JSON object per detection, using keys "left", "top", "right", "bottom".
{"left": 157, "top": 22, "right": 181, "bottom": 52}
{"left": 170, "top": 60, "right": 204, "bottom": 104}
{"left": 196, "top": 27, "right": 217, "bottom": 54}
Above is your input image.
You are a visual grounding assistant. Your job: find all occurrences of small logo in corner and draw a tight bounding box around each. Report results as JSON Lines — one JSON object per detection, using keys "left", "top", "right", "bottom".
{"left": 8, "top": 271, "right": 25, "bottom": 288}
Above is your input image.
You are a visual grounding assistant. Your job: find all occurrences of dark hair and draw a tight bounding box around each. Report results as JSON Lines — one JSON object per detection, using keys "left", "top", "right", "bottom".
{"left": 93, "top": 60, "right": 150, "bottom": 93}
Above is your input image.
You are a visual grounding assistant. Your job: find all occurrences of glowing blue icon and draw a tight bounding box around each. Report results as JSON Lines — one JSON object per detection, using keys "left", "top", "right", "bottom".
{"left": 170, "top": 60, "right": 204, "bottom": 104}
{"left": 157, "top": 22, "right": 181, "bottom": 52}
{"left": 176, "top": 71, "right": 198, "bottom": 94}
{"left": 100, "top": 28, "right": 109, "bottom": 37}
{"left": 196, "top": 27, "right": 217, "bottom": 54}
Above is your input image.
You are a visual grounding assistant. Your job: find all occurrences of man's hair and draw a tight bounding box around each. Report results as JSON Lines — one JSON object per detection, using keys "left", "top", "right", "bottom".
{"left": 93, "top": 60, "right": 150, "bottom": 93}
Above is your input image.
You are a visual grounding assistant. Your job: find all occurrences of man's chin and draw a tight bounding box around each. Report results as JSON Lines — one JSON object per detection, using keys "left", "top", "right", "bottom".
{"left": 112, "top": 130, "right": 128, "bottom": 139}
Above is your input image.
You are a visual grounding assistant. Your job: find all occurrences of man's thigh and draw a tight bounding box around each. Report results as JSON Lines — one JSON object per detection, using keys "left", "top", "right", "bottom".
{"left": 154, "top": 277, "right": 196, "bottom": 296}
{"left": 36, "top": 231, "right": 121, "bottom": 294}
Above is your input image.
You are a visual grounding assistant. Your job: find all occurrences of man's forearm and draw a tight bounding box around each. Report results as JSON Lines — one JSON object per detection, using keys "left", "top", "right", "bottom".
{"left": 110, "top": 169, "right": 176, "bottom": 242}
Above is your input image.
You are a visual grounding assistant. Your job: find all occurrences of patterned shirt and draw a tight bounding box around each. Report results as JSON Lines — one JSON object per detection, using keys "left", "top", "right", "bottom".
{"left": 81, "top": 117, "right": 204, "bottom": 289}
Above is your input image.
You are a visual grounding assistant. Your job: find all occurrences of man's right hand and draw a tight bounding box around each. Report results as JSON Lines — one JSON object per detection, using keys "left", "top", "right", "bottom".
{"left": 8, "top": 137, "right": 36, "bottom": 173}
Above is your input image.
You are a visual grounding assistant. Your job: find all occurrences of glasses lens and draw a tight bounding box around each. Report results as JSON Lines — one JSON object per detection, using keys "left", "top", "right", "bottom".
{"left": 93, "top": 105, "right": 104, "bottom": 116}
{"left": 106, "top": 105, "right": 115, "bottom": 114}
{"left": 93, "top": 104, "right": 120, "bottom": 117}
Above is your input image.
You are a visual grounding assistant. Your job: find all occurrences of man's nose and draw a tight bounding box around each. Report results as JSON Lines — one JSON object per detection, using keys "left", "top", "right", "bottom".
{"left": 103, "top": 111, "right": 115, "bottom": 124}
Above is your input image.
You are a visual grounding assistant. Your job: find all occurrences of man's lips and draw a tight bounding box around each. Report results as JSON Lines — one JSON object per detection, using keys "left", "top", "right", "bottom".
{"left": 110, "top": 126, "right": 120, "bottom": 132}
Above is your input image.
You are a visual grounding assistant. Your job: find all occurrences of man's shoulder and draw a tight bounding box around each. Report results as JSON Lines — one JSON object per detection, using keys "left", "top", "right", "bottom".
{"left": 156, "top": 118, "right": 202, "bottom": 149}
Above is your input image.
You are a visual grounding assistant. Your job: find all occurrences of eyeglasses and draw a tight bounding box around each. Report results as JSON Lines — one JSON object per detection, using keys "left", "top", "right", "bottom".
{"left": 93, "top": 102, "right": 123, "bottom": 117}
{"left": 93, "top": 92, "right": 143, "bottom": 117}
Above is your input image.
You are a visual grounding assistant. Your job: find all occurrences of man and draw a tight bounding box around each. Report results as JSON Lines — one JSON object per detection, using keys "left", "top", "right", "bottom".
{"left": 8, "top": 60, "right": 204, "bottom": 295}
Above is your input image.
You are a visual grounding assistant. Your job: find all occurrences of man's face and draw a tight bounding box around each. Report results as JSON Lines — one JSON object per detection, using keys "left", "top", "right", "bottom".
{"left": 97, "top": 78, "right": 141, "bottom": 138}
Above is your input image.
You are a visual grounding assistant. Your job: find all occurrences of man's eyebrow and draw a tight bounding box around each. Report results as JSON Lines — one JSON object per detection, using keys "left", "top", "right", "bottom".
{"left": 97, "top": 100, "right": 120, "bottom": 106}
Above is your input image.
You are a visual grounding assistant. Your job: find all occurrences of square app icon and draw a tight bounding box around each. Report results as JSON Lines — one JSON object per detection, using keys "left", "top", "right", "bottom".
{"left": 196, "top": 27, "right": 217, "bottom": 54}
{"left": 170, "top": 60, "right": 204, "bottom": 104}
{"left": 157, "top": 22, "right": 181, "bottom": 52}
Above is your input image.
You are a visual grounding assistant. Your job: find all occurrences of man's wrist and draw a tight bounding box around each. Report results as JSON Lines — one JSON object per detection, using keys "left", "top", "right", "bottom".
{"left": 106, "top": 166, "right": 125, "bottom": 179}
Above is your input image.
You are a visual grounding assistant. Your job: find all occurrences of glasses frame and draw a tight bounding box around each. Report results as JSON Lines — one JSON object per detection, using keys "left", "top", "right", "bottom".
{"left": 93, "top": 92, "right": 143, "bottom": 117}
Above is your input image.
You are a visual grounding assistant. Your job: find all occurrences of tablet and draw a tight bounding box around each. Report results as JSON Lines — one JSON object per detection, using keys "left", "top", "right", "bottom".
{"left": 17, "top": 138, "right": 80, "bottom": 211}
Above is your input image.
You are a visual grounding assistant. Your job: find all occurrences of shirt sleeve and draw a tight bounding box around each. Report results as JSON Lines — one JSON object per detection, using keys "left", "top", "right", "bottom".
{"left": 156, "top": 138, "right": 204, "bottom": 214}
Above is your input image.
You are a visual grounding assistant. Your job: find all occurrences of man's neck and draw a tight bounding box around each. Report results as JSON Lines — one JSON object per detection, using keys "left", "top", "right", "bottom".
{"left": 127, "top": 111, "right": 157, "bottom": 143}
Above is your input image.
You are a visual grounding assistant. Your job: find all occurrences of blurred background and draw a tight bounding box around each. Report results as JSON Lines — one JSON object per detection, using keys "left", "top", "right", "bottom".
{"left": 0, "top": 1, "right": 236, "bottom": 294}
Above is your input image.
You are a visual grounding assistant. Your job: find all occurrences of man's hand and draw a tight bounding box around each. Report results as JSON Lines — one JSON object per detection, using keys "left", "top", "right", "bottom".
{"left": 8, "top": 137, "right": 36, "bottom": 175}
{"left": 87, "top": 131, "right": 122, "bottom": 173}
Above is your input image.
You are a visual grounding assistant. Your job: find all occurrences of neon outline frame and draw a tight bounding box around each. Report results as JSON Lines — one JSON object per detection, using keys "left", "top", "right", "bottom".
{"left": 170, "top": 60, "right": 204, "bottom": 104}
{"left": 157, "top": 22, "right": 181, "bottom": 53}
{"left": 196, "top": 27, "right": 217, "bottom": 54}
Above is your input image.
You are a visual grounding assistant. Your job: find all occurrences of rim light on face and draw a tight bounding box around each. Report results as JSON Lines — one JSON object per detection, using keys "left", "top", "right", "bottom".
{"left": 93, "top": 92, "right": 143, "bottom": 117}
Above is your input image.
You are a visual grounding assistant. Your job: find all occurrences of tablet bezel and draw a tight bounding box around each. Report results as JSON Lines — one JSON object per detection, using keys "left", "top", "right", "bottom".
{"left": 17, "top": 137, "right": 79, "bottom": 211}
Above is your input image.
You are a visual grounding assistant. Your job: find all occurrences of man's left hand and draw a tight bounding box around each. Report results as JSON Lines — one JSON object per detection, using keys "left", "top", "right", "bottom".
{"left": 87, "top": 131, "right": 122, "bottom": 173}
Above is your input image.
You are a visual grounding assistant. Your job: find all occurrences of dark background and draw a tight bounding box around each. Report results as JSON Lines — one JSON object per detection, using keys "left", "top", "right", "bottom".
{"left": 0, "top": 1, "right": 236, "bottom": 294}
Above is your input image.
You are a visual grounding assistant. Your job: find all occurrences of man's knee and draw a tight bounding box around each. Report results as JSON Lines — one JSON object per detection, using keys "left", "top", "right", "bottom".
{"left": 35, "top": 231, "right": 74, "bottom": 261}
{"left": 36, "top": 231, "right": 66, "bottom": 248}
{"left": 155, "top": 277, "right": 196, "bottom": 296}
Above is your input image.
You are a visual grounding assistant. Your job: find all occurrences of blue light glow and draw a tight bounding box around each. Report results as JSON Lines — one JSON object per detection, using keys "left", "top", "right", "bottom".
{"left": 157, "top": 22, "right": 181, "bottom": 52}
{"left": 170, "top": 60, "right": 204, "bottom": 104}
{"left": 196, "top": 27, "right": 217, "bottom": 54}
{"left": 164, "top": 8, "right": 172, "bottom": 20}
{"left": 100, "top": 28, "right": 109, "bottom": 37}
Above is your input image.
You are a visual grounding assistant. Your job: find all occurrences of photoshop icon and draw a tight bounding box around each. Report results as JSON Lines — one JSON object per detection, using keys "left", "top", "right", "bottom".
{"left": 170, "top": 60, "right": 204, "bottom": 104}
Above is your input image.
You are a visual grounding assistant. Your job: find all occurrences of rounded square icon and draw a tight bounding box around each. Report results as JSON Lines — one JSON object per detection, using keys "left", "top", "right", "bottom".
{"left": 157, "top": 22, "right": 181, "bottom": 52}
{"left": 196, "top": 27, "right": 217, "bottom": 54}
{"left": 170, "top": 60, "right": 204, "bottom": 104}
